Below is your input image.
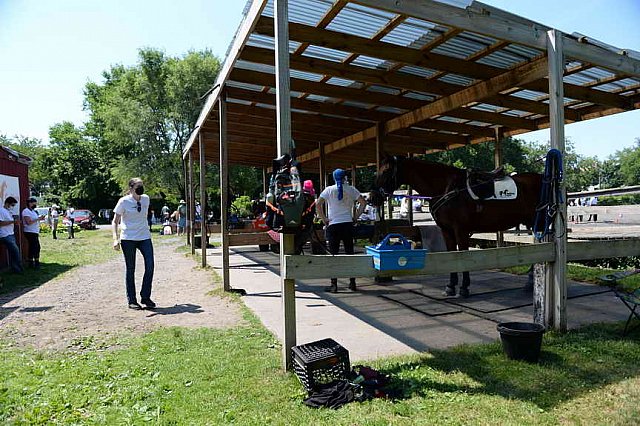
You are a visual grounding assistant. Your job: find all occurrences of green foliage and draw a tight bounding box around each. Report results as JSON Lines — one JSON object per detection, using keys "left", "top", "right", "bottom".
{"left": 617, "top": 138, "right": 640, "bottom": 186}
{"left": 0, "top": 134, "right": 51, "bottom": 195}
{"left": 231, "top": 195, "right": 253, "bottom": 218}
{"left": 598, "top": 194, "right": 640, "bottom": 206}
{"left": 83, "top": 48, "right": 221, "bottom": 200}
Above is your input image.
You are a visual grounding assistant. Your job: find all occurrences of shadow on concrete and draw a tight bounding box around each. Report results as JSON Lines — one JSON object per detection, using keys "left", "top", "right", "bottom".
{"left": 146, "top": 303, "right": 204, "bottom": 317}
{"left": 380, "top": 322, "right": 640, "bottom": 409}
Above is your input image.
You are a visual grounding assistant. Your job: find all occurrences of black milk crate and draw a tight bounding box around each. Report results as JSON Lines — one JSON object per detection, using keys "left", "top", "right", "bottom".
{"left": 291, "top": 338, "right": 350, "bottom": 392}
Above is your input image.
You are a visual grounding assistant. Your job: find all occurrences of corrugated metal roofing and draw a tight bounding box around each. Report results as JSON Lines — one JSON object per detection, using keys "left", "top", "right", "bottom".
{"left": 301, "top": 45, "right": 351, "bottom": 62}
{"left": 326, "top": 3, "right": 396, "bottom": 39}
{"left": 262, "top": 0, "right": 334, "bottom": 26}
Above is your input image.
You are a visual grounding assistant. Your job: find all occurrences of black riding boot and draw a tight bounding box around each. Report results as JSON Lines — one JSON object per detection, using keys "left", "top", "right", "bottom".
{"left": 349, "top": 278, "right": 357, "bottom": 291}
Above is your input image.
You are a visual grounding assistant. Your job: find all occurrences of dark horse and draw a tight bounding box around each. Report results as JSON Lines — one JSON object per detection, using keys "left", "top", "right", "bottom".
{"left": 371, "top": 156, "right": 542, "bottom": 298}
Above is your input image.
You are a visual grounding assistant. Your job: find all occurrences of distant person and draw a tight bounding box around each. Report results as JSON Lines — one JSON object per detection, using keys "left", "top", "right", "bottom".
{"left": 177, "top": 200, "right": 187, "bottom": 236}
{"left": 50, "top": 205, "right": 60, "bottom": 239}
{"left": 195, "top": 201, "right": 202, "bottom": 221}
{"left": 147, "top": 208, "right": 154, "bottom": 232}
{"left": 316, "top": 169, "right": 367, "bottom": 293}
{"left": 112, "top": 177, "right": 156, "bottom": 310}
{"left": 22, "top": 197, "right": 45, "bottom": 269}
{"left": 161, "top": 204, "right": 170, "bottom": 221}
{"left": 65, "top": 205, "right": 75, "bottom": 239}
{"left": 0, "top": 197, "right": 23, "bottom": 273}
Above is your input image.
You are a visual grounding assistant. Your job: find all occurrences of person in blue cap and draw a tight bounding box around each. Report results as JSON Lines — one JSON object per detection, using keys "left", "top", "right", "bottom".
{"left": 316, "top": 168, "right": 367, "bottom": 292}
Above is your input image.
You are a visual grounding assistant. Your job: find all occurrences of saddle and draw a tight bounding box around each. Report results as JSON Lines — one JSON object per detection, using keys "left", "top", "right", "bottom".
{"left": 466, "top": 167, "right": 517, "bottom": 201}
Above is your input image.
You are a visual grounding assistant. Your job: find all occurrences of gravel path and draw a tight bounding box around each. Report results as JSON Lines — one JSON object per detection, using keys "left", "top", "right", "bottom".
{"left": 0, "top": 236, "right": 243, "bottom": 350}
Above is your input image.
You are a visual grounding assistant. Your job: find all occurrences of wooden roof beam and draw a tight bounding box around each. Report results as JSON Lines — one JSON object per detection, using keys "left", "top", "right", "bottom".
{"left": 354, "top": 0, "right": 640, "bottom": 78}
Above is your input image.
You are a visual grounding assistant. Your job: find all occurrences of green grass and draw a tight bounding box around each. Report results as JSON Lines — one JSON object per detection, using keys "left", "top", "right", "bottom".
{"left": 0, "top": 229, "right": 119, "bottom": 294}
{"left": 503, "top": 263, "right": 640, "bottom": 291}
{"left": 1, "top": 315, "right": 640, "bottom": 425}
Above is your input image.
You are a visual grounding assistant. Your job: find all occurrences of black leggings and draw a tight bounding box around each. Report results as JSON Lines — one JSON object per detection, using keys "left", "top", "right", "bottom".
{"left": 326, "top": 222, "right": 355, "bottom": 284}
{"left": 24, "top": 232, "right": 41, "bottom": 260}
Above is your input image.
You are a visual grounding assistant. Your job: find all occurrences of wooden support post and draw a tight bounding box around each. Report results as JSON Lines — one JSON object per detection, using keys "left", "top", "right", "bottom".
{"left": 184, "top": 159, "right": 190, "bottom": 246}
{"left": 189, "top": 150, "right": 196, "bottom": 255}
{"left": 262, "top": 166, "right": 268, "bottom": 198}
{"left": 198, "top": 133, "right": 207, "bottom": 268}
{"left": 275, "top": 0, "right": 296, "bottom": 371}
{"left": 376, "top": 122, "right": 385, "bottom": 221}
{"left": 220, "top": 90, "right": 231, "bottom": 292}
{"left": 547, "top": 29, "right": 568, "bottom": 332}
{"left": 351, "top": 163, "right": 357, "bottom": 188}
{"left": 494, "top": 127, "right": 504, "bottom": 247}
{"left": 318, "top": 142, "right": 326, "bottom": 190}
{"left": 407, "top": 186, "right": 414, "bottom": 226}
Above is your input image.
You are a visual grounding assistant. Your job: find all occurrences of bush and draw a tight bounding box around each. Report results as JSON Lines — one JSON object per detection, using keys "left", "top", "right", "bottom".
{"left": 231, "top": 195, "right": 253, "bottom": 218}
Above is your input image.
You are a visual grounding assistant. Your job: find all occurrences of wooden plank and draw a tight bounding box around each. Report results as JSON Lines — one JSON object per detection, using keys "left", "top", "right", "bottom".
{"left": 385, "top": 56, "right": 549, "bottom": 133}
{"left": 353, "top": 0, "right": 640, "bottom": 78}
{"left": 228, "top": 232, "right": 277, "bottom": 246}
{"left": 229, "top": 68, "right": 424, "bottom": 110}
{"left": 183, "top": 0, "right": 267, "bottom": 157}
{"left": 274, "top": 0, "right": 296, "bottom": 372}
{"left": 283, "top": 243, "right": 556, "bottom": 280}
{"left": 547, "top": 29, "right": 568, "bottom": 332}
{"left": 567, "top": 239, "right": 640, "bottom": 261}
{"left": 220, "top": 90, "right": 231, "bottom": 292}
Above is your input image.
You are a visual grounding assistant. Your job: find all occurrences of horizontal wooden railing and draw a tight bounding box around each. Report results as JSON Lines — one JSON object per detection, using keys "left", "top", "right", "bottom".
{"left": 284, "top": 239, "right": 640, "bottom": 280}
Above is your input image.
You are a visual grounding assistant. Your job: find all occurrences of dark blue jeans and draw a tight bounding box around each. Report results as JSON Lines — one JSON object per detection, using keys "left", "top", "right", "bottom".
{"left": 121, "top": 239, "right": 154, "bottom": 304}
{"left": 0, "top": 234, "right": 23, "bottom": 273}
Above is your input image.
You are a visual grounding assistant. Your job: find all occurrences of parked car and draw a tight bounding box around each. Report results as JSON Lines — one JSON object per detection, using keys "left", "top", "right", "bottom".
{"left": 63, "top": 209, "right": 97, "bottom": 230}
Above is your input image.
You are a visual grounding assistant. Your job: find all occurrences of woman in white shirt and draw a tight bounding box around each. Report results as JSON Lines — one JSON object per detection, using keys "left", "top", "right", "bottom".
{"left": 22, "top": 197, "right": 45, "bottom": 269}
{"left": 112, "top": 178, "right": 155, "bottom": 310}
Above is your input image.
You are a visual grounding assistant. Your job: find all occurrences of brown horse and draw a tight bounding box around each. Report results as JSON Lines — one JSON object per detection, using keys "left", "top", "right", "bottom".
{"left": 371, "top": 156, "right": 542, "bottom": 297}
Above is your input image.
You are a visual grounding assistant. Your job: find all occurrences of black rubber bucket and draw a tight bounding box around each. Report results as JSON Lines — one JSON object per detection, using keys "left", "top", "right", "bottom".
{"left": 497, "top": 322, "right": 545, "bottom": 363}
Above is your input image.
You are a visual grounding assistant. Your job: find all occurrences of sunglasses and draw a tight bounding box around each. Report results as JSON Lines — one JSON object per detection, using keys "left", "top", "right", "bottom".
{"left": 137, "top": 201, "right": 141, "bottom": 212}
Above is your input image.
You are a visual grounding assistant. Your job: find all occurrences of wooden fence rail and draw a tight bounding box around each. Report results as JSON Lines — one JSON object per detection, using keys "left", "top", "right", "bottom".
{"left": 284, "top": 238, "right": 640, "bottom": 280}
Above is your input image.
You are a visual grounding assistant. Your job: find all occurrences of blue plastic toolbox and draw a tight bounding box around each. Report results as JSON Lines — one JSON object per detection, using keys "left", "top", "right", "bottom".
{"left": 366, "top": 234, "right": 428, "bottom": 271}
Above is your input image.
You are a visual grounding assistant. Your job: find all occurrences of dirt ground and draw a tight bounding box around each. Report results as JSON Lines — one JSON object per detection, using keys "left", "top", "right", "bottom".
{"left": 0, "top": 235, "right": 243, "bottom": 350}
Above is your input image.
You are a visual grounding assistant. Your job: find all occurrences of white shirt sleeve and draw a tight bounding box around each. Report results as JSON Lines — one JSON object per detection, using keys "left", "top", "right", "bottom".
{"left": 114, "top": 198, "right": 125, "bottom": 215}
{"left": 318, "top": 187, "right": 330, "bottom": 200}
{"left": 348, "top": 185, "right": 361, "bottom": 201}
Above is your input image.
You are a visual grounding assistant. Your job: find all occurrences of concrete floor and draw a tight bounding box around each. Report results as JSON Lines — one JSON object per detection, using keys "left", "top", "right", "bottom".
{"left": 204, "top": 245, "right": 630, "bottom": 361}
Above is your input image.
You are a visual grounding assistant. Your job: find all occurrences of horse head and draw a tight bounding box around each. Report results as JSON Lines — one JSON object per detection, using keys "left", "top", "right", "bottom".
{"left": 369, "top": 155, "right": 405, "bottom": 206}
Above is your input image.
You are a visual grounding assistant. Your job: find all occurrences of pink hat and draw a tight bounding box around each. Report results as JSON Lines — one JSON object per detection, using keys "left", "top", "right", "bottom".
{"left": 303, "top": 180, "right": 315, "bottom": 196}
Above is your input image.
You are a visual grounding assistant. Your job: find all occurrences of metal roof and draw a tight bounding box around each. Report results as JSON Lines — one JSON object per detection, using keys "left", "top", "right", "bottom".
{"left": 189, "top": 0, "right": 640, "bottom": 169}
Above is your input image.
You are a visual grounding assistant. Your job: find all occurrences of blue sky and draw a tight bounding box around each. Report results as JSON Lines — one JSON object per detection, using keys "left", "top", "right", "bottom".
{"left": 1, "top": 0, "right": 639, "bottom": 159}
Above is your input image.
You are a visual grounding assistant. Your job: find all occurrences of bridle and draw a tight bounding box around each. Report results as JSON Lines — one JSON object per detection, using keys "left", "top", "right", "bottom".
{"left": 375, "top": 156, "right": 400, "bottom": 199}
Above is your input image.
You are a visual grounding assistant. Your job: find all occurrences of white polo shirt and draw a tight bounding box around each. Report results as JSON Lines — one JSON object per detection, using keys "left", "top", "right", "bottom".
{"left": 22, "top": 208, "right": 41, "bottom": 233}
{"left": 0, "top": 206, "right": 15, "bottom": 238}
{"left": 114, "top": 194, "right": 151, "bottom": 241}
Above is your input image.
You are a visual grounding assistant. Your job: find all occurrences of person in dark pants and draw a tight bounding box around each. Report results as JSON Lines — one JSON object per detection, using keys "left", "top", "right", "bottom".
{"left": 65, "top": 206, "right": 75, "bottom": 239}
{"left": 316, "top": 169, "right": 367, "bottom": 293}
{"left": 112, "top": 178, "right": 156, "bottom": 310}
{"left": 21, "top": 197, "right": 45, "bottom": 269}
{"left": 0, "top": 197, "right": 23, "bottom": 273}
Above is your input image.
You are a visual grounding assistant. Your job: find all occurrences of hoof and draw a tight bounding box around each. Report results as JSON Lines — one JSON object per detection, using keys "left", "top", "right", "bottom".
{"left": 443, "top": 286, "right": 456, "bottom": 297}
{"left": 458, "top": 287, "right": 470, "bottom": 298}
{"left": 325, "top": 286, "right": 338, "bottom": 293}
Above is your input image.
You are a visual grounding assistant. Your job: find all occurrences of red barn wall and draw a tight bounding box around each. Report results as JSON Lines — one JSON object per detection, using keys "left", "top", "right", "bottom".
{"left": 1, "top": 148, "right": 30, "bottom": 270}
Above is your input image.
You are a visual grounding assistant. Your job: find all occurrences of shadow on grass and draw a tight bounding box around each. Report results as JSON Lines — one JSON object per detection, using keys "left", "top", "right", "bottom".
{"left": 0, "top": 262, "right": 72, "bottom": 300}
{"left": 379, "top": 322, "right": 640, "bottom": 409}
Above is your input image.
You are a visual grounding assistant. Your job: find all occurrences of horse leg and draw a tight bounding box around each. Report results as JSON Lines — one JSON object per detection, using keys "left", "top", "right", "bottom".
{"left": 457, "top": 235, "right": 471, "bottom": 298}
{"left": 441, "top": 229, "right": 458, "bottom": 296}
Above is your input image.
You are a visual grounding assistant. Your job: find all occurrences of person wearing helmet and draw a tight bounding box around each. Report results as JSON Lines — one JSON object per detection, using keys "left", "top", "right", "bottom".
{"left": 316, "top": 169, "right": 367, "bottom": 292}
{"left": 22, "top": 197, "right": 46, "bottom": 269}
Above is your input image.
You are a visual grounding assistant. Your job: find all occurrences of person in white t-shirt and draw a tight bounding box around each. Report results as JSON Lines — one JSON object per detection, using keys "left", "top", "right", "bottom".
{"left": 22, "top": 197, "right": 45, "bottom": 269}
{"left": 112, "top": 178, "right": 155, "bottom": 310}
{"left": 50, "top": 205, "right": 60, "bottom": 239}
{"left": 316, "top": 169, "right": 367, "bottom": 293}
{"left": 0, "top": 196, "right": 23, "bottom": 273}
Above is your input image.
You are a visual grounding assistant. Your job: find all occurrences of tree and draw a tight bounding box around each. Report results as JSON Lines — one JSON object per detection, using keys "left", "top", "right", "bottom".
{"left": 83, "top": 48, "right": 221, "bottom": 203}
{"left": 616, "top": 138, "right": 640, "bottom": 186}
{"left": 43, "top": 122, "right": 120, "bottom": 211}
